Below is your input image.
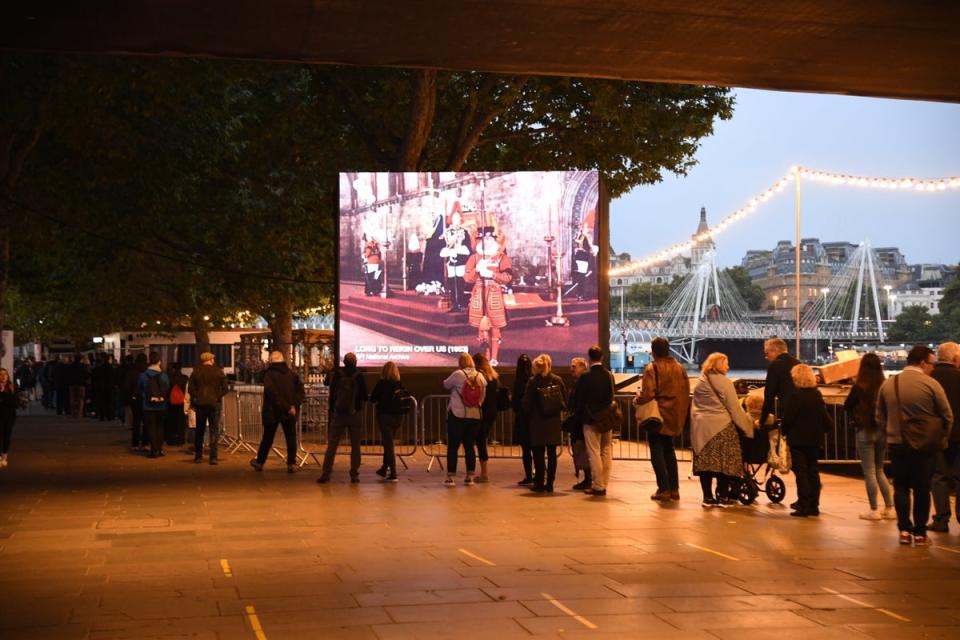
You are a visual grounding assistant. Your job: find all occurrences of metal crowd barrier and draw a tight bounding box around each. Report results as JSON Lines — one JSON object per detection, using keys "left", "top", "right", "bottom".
{"left": 611, "top": 393, "right": 693, "bottom": 462}
{"left": 298, "top": 391, "right": 418, "bottom": 469}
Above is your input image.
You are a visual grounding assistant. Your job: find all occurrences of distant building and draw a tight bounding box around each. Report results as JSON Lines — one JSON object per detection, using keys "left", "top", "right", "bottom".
{"left": 889, "top": 285, "right": 944, "bottom": 318}
{"left": 610, "top": 207, "right": 715, "bottom": 298}
{"left": 741, "top": 238, "right": 912, "bottom": 320}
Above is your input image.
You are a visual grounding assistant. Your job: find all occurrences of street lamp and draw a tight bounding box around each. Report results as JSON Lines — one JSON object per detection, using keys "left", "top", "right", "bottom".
{"left": 889, "top": 294, "right": 897, "bottom": 321}
{"left": 883, "top": 284, "right": 893, "bottom": 322}
{"left": 772, "top": 294, "right": 779, "bottom": 319}
{"left": 819, "top": 288, "right": 829, "bottom": 361}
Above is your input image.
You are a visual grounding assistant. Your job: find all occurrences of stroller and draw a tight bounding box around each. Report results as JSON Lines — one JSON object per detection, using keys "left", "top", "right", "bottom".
{"left": 730, "top": 425, "right": 787, "bottom": 505}
{"left": 725, "top": 391, "right": 788, "bottom": 505}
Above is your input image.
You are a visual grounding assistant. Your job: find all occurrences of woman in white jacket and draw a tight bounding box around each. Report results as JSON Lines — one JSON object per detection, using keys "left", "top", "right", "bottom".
{"left": 691, "top": 352, "right": 754, "bottom": 507}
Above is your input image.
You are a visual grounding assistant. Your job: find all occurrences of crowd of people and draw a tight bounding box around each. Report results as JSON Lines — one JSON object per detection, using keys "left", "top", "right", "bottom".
{"left": 9, "top": 337, "right": 959, "bottom": 548}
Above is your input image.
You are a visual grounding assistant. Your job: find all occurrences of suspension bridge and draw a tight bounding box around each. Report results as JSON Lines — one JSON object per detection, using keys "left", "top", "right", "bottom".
{"left": 614, "top": 240, "right": 895, "bottom": 364}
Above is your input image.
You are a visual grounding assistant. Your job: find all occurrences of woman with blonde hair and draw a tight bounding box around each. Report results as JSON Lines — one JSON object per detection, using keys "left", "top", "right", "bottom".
{"left": 523, "top": 354, "right": 566, "bottom": 492}
{"left": 472, "top": 352, "right": 499, "bottom": 482}
{"left": 442, "top": 352, "right": 487, "bottom": 487}
{"left": 690, "top": 353, "right": 754, "bottom": 507}
{"left": 783, "top": 363, "right": 833, "bottom": 517}
{"left": 0, "top": 368, "right": 17, "bottom": 468}
{"left": 370, "top": 361, "right": 406, "bottom": 482}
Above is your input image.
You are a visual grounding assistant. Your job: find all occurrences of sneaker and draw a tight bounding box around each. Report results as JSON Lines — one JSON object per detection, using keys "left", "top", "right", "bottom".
{"left": 474, "top": 475, "right": 489, "bottom": 484}
{"left": 913, "top": 534, "right": 930, "bottom": 546}
{"left": 701, "top": 497, "right": 719, "bottom": 508}
{"left": 316, "top": 475, "right": 331, "bottom": 484}
{"left": 193, "top": 458, "right": 203, "bottom": 464}
{"left": 585, "top": 488, "right": 607, "bottom": 497}
{"left": 464, "top": 476, "right": 475, "bottom": 486}
{"left": 209, "top": 459, "right": 218, "bottom": 466}
{"left": 928, "top": 520, "right": 949, "bottom": 533}
{"left": 572, "top": 479, "right": 591, "bottom": 491}
{"left": 386, "top": 475, "right": 399, "bottom": 483}
{"left": 899, "top": 531, "right": 913, "bottom": 545}
{"left": 249, "top": 459, "right": 263, "bottom": 472}
{"left": 518, "top": 477, "right": 534, "bottom": 486}
{"left": 860, "top": 510, "right": 882, "bottom": 521}
{"left": 375, "top": 466, "right": 387, "bottom": 478}
{"left": 443, "top": 477, "right": 456, "bottom": 487}
{"left": 882, "top": 506, "right": 897, "bottom": 520}
{"left": 790, "top": 510, "right": 809, "bottom": 518}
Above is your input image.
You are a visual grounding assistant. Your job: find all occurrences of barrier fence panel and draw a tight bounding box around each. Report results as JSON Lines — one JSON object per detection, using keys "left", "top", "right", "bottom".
{"left": 612, "top": 393, "right": 692, "bottom": 462}
{"left": 419, "top": 394, "right": 566, "bottom": 470}
{"left": 220, "top": 390, "right": 242, "bottom": 449}
{"left": 298, "top": 387, "right": 419, "bottom": 469}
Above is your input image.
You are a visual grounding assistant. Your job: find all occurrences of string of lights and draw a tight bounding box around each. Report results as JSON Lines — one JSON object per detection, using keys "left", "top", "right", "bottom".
{"left": 609, "top": 166, "right": 960, "bottom": 277}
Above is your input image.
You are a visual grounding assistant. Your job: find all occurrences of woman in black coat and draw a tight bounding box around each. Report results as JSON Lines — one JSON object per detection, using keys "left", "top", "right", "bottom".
{"left": 513, "top": 354, "right": 533, "bottom": 485}
{"left": 782, "top": 364, "right": 833, "bottom": 517}
{"left": 0, "top": 368, "right": 18, "bottom": 468}
{"left": 522, "top": 353, "right": 567, "bottom": 493}
{"left": 369, "top": 361, "right": 404, "bottom": 482}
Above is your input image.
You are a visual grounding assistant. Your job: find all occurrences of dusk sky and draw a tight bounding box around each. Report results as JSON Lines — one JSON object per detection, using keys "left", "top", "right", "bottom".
{"left": 610, "top": 88, "right": 960, "bottom": 269}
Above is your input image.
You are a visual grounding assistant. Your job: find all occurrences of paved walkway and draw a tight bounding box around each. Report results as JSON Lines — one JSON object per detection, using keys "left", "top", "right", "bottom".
{"left": 1, "top": 412, "right": 959, "bottom": 639}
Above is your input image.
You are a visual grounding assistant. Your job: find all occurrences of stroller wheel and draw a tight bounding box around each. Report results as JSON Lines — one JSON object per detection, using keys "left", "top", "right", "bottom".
{"left": 766, "top": 476, "right": 786, "bottom": 504}
{"left": 738, "top": 478, "right": 759, "bottom": 505}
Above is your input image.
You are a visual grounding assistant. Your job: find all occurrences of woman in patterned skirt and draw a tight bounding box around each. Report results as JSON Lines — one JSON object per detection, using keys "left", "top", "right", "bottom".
{"left": 690, "top": 352, "right": 755, "bottom": 507}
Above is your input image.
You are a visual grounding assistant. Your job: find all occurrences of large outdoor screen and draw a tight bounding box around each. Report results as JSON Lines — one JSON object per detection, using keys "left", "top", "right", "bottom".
{"left": 338, "top": 171, "right": 600, "bottom": 368}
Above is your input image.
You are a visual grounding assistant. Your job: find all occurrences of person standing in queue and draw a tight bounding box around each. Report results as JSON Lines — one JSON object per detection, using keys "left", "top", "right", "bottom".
{"left": 758, "top": 338, "right": 800, "bottom": 429}
{"left": 638, "top": 337, "right": 690, "bottom": 501}
{"left": 844, "top": 352, "right": 895, "bottom": 521}
{"left": 473, "top": 352, "right": 499, "bottom": 483}
{"left": 567, "top": 357, "right": 591, "bottom": 491}
{"left": 0, "top": 368, "right": 18, "bottom": 468}
{"left": 523, "top": 353, "right": 566, "bottom": 493}
{"left": 442, "top": 352, "right": 486, "bottom": 487}
{"left": 251, "top": 351, "right": 305, "bottom": 474}
{"left": 929, "top": 342, "right": 960, "bottom": 533}
{"left": 139, "top": 352, "right": 170, "bottom": 458}
{"left": 782, "top": 364, "right": 833, "bottom": 518}
{"left": 690, "top": 353, "right": 754, "bottom": 507}
{"left": 512, "top": 354, "right": 534, "bottom": 486}
{"left": 188, "top": 351, "right": 229, "bottom": 465}
{"left": 877, "top": 345, "right": 953, "bottom": 545}
{"left": 579, "top": 346, "right": 615, "bottom": 497}
{"left": 126, "top": 353, "right": 148, "bottom": 451}
{"left": 318, "top": 352, "right": 367, "bottom": 483}
{"left": 369, "top": 361, "right": 404, "bottom": 482}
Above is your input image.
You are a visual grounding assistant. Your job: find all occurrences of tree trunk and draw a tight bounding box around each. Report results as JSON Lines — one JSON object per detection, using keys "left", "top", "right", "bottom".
{"left": 268, "top": 304, "right": 294, "bottom": 364}
{"left": 191, "top": 314, "right": 211, "bottom": 362}
{"left": 396, "top": 69, "right": 437, "bottom": 170}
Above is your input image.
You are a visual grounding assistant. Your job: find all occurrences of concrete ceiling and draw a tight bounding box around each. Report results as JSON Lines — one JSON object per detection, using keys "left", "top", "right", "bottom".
{"left": 3, "top": 1, "right": 959, "bottom": 102}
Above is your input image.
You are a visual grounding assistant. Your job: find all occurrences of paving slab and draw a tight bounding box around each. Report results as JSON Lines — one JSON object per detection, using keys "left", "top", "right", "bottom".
{"left": 2, "top": 412, "right": 960, "bottom": 638}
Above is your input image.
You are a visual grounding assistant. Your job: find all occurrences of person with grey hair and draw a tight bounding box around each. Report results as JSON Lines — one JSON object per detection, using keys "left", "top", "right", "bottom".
{"left": 318, "top": 352, "right": 368, "bottom": 483}
{"left": 251, "top": 351, "right": 305, "bottom": 474}
{"left": 758, "top": 338, "right": 799, "bottom": 430}
{"left": 929, "top": 341, "right": 960, "bottom": 532}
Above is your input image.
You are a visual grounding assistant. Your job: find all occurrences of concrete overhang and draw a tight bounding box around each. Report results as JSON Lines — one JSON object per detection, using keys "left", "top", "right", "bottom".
{"left": 2, "top": 1, "right": 959, "bottom": 102}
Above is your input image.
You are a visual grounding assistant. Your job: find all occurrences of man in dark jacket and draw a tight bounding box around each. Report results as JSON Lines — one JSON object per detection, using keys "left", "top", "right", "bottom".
{"left": 138, "top": 352, "right": 170, "bottom": 458}
{"left": 318, "top": 352, "right": 368, "bottom": 484}
{"left": 758, "top": 338, "right": 800, "bottom": 429}
{"left": 251, "top": 351, "right": 305, "bottom": 473}
{"left": 929, "top": 342, "right": 960, "bottom": 532}
{"left": 126, "top": 354, "right": 148, "bottom": 450}
{"left": 188, "top": 351, "right": 230, "bottom": 464}
{"left": 576, "top": 345, "right": 614, "bottom": 496}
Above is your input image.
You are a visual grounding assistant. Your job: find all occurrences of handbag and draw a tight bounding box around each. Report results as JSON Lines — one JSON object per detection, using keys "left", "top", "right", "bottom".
{"left": 767, "top": 428, "right": 791, "bottom": 474}
{"left": 536, "top": 380, "right": 564, "bottom": 418}
{"left": 633, "top": 364, "right": 663, "bottom": 431}
{"left": 590, "top": 372, "right": 622, "bottom": 434}
{"left": 894, "top": 375, "right": 945, "bottom": 454}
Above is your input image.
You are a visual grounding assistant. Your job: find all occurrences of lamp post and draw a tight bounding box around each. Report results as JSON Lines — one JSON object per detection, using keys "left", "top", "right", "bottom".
{"left": 819, "top": 287, "right": 829, "bottom": 362}
{"left": 883, "top": 284, "right": 893, "bottom": 323}
{"left": 889, "top": 294, "right": 897, "bottom": 323}
{"left": 772, "top": 294, "right": 779, "bottom": 320}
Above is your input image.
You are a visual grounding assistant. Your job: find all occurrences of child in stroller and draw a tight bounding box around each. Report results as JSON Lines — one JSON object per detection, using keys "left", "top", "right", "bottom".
{"left": 728, "top": 393, "right": 788, "bottom": 505}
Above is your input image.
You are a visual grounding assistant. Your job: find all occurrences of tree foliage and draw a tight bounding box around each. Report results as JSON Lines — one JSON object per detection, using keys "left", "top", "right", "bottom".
{"left": 724, "top": 266, "right": 766, "bottom": 311}
{"left": 5, "top": 55, "right": 735, "bottom": 349}
{"left": 887, "top": 305, "right": 940, "bottom": 343}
